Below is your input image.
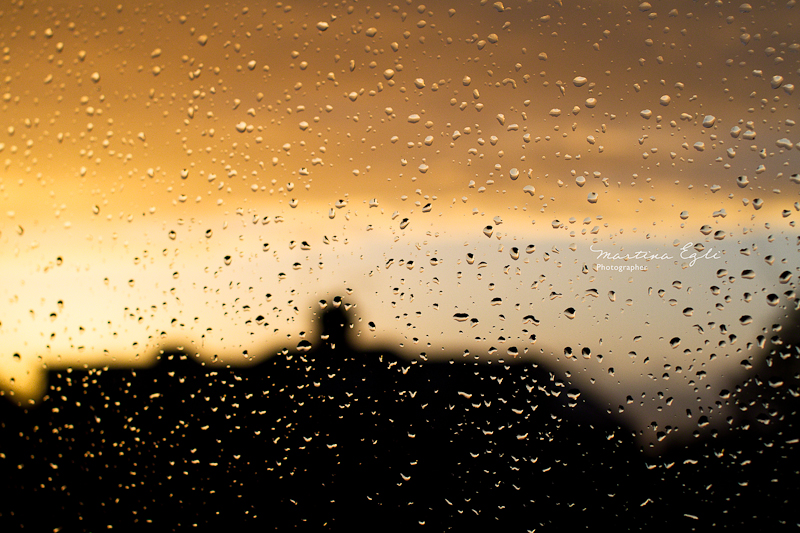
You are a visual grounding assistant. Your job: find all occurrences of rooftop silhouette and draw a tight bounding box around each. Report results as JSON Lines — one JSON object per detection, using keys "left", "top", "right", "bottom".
{"left": 0, "top": 304, "right": 798, "bottom": 530}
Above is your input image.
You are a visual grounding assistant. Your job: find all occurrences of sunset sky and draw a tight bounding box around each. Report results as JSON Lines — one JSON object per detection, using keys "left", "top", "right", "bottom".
{"left": 1, "top": 0, "right": 798, "bottom": 444}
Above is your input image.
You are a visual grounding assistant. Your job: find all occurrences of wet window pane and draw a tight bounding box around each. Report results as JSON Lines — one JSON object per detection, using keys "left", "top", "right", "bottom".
{"left": 1, "top": 1, "right": 798, "bottom": 529}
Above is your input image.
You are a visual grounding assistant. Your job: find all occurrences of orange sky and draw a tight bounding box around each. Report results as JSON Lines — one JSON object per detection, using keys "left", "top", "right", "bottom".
{"left": 1, "top": 0, "right": 799, "bottom": 444}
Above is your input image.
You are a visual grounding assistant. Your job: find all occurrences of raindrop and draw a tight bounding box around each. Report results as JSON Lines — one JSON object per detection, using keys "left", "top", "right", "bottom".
{"left": 702, "top": 115, "right": 716, "bottom": 128}
{"left": 736, "top": 176, "right": 749, "bottom": 188}
{"left": 297, "top": 340, "right": 312, "bottom": 352}
{"left": 669, "top": 337, "right": 681, "bottom": 348}
{"left": 766, "top": 294, "right": 780, "bottom": 306}
{"left": 483, "top": 226, "right": 494, "bottom": 238}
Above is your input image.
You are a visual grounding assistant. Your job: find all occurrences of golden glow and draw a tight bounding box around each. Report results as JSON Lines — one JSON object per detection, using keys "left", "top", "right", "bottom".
{"left": 0, "top": 1, "right": 797, "bottom": 441}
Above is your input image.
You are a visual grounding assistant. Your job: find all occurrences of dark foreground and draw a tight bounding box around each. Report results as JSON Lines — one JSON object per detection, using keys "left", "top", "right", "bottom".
{"left": 1, "top": 308, "right": 798, "bottom": 531}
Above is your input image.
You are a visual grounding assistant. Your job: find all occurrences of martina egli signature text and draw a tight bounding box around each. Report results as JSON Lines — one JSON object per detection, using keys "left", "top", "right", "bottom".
{"left": 590, "top": 243, "right": 722, "bottom": 268}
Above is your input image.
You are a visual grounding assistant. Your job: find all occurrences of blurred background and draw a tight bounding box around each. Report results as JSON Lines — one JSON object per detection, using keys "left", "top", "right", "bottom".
{"left": 0, "top": 0, "right": 799, "bottom": 529}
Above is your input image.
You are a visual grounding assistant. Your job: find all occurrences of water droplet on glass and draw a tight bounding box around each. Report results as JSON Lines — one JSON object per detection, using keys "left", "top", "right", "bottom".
{"left": 297, "top": 340, "right": 312, "bottom": 352}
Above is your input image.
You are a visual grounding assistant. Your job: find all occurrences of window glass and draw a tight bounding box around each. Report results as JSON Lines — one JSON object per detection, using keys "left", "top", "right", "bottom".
{"left": 1, "top": 1, "right": 798, "bottom": 529}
